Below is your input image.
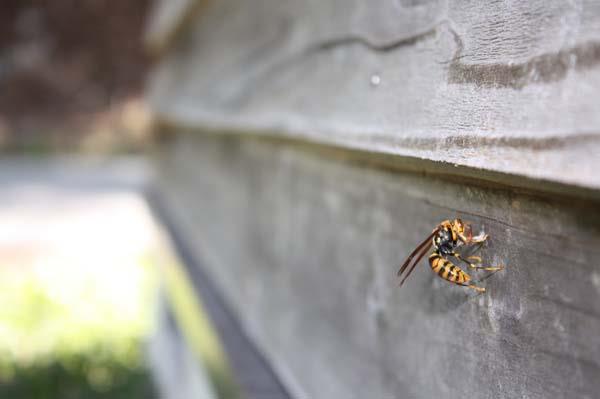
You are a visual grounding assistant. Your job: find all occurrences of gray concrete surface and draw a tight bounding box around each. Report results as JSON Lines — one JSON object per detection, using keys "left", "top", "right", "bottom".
{"left": 145, "top": 1, "right": 600, "bottom": 397}
{"left": 156, "top": 133, "right": 600, "bottom": 399}
{"left": 148, "top": 0, "right": 600, "bottom": 189}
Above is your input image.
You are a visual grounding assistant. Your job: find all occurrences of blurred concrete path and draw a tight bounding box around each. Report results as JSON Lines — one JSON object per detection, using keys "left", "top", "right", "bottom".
{"left": 0, "top": 155, "right": 218, "bottom": 399}
{"left": 0, "top": 156, "right": 152, "bottom": 193}
{"left": 0, "top": 156, "right": 155, "bottom": 270}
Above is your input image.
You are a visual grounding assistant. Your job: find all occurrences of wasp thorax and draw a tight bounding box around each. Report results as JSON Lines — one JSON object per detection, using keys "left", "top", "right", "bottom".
{"left": 434, "top": 228, "right": 455, "bottom": 255}
{"left": 438, "top": 229, "right": 452, "bottom": 242}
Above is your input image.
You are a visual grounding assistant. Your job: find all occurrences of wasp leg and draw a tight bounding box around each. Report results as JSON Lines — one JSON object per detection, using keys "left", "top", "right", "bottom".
{"left": 456, "top": 283, "right": 486, "bottom": 293}
{"left": 465, "top": 239, "right": 486, "bottom": 257}
{"left": 453, "top": 253, "right": 503, "bottom": 272}
{"left": 429, "top": 252, "right": 485, "bottom": 292}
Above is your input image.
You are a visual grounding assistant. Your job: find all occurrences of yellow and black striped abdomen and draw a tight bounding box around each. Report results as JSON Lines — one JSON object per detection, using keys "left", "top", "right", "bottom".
{"left": 429, "top": 252, "right": 471, "bottom": 285}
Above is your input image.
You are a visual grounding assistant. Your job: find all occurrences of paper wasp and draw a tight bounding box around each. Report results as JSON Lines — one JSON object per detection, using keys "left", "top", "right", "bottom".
{"left": 397, "top": 219, "right": 503, "bottom": 292}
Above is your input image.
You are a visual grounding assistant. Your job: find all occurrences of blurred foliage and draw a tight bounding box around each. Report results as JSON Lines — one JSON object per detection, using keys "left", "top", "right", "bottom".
{"left": 0, "top": 255, "right": 158, "bottom": 398}
{"left": 0, "top": 350, "right": 155, "bottom": 399}
{"left": 0, "top": 0, "right": 153, "bottom": 152}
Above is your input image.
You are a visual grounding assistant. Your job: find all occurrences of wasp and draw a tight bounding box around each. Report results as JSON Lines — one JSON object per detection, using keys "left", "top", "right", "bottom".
{"left": 397, "top": 219, "right": 503, "bottom": 292}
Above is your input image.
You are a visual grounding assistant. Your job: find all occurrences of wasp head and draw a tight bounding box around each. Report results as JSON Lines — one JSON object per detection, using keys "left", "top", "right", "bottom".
{"left": 452, "top": 218, "right": 472, "bottom": 241}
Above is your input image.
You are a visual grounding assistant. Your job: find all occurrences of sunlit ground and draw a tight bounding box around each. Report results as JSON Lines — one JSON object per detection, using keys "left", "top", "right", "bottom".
{"left": 0, "top": 167, "right": 160, "bottom": 398}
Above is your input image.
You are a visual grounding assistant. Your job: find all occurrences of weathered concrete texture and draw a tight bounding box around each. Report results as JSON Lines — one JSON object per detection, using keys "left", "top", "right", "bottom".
{"left": 148, "top": 0, "right": 600, "bottom": 189}
{"left": 156, "top": 133, "right": 600, "bottom": 399}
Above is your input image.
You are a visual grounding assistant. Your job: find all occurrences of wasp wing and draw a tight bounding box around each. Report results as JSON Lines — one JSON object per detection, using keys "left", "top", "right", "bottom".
{"left": 397, "top": 229, "right": 438, "bottom": 286}
{"left": 397, "top": 230, "right": 437, "bottom": 277}
{"left": 398, "top": 241, "right": 433, "bottom": 286}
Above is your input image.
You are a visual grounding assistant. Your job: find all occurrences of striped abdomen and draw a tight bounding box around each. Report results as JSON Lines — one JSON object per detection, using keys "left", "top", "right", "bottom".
{"left": 429, "top": 252, "right": 471, "bottom": 285}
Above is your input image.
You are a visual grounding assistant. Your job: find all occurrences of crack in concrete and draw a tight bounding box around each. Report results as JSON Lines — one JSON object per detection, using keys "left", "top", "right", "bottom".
{"left": 264, "top": 19, "right": 600, "bottom": 91}
{"left": 310, "top": 25, "right": 440, "bottom": 53}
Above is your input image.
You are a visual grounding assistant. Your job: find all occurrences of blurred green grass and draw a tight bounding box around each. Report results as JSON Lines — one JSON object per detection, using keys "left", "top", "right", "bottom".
{"left": 0, "top": 254, "right": 159, "bottom": 398}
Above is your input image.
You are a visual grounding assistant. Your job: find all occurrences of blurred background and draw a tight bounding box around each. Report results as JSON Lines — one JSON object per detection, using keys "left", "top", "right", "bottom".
{"left": 0, "top": 0, "right": 152, "bottom": 152}
{"left": 0, "top": 1, "right": 194, "bottom": 398}
{"left": 0, "top": 161, "right": 159, "bottom": 398}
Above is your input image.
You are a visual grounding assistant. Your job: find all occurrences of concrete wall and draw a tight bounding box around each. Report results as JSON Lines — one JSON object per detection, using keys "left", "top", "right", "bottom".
{"left": 146, "top": 1, "right": 600, "bottom": 397}
{"left": 155, "top": 133, "right": 600, "bottom": 399}
{"left": 148, "top": 0, "right": 600, "bottom": 189}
